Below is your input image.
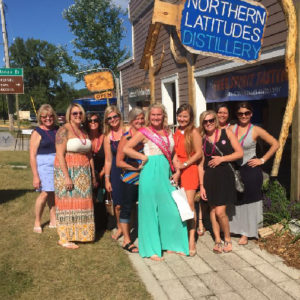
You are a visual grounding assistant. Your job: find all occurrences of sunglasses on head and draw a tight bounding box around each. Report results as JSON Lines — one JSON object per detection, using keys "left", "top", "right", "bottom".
{"left": 106, "top": 114, "right": 119, "bottom": 121}
{"left": 72, "top": 111, "right": 83, "bottom": 116}
{"left": 237, "top": 111, "right": 251, "bottom": 117}
{"left": 88, "top": 119, "right": 99, "bottom": 124}
{"left": 203, "top": 118, "right": 215, "bottom": 125}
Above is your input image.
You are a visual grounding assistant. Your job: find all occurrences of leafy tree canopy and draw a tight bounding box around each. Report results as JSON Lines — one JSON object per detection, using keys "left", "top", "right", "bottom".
{"left": 63, "top": 0, "right": 129, "bottom": 75}
{"left": 9, "top": 37, "right": 78, "bottom": 111}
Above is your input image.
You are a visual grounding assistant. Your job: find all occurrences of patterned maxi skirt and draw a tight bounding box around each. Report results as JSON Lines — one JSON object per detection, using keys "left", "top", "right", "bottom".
{"left": 54, "top": 152, "right": 95, "bottom": 243}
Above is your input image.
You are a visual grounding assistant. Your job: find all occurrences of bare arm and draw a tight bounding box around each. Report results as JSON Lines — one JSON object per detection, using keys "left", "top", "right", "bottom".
{"left": 104, "top": 135, "right": 113, "bottom": 192}
{"left": 123, "top": 132, "right": 148, "bottom": 162}
{"left": 55, "top": 125, "right": 72, "bottom": 188}
{"left": 29, "top": 130, "right": 42, "bottom": 190}
{"left": 198, "top": 157, "right": 207, "bottom": 201}
{"left": 116, "top": 135, "right": 140, "bottom": 171}
{"left": 208, "top": 129, "right": 243, "bottom": 168}
{"left": 248, "top": 126, "right": 279, "bottom": 167}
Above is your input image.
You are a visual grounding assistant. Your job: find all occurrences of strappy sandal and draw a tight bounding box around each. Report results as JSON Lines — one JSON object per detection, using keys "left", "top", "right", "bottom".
{"left": 213, "top": 242, "right": 223, "bottom": 254}
{"left": 33, "top": 226, "right": 42, "bottom": 234}
{"left": 223, "top": 241, "right": 232, "bottom": 253}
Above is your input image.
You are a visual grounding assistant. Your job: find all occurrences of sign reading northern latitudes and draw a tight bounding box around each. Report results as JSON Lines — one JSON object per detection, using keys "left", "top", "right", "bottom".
{"left": 180, "top": 0, "right": 268, "bottom": 62}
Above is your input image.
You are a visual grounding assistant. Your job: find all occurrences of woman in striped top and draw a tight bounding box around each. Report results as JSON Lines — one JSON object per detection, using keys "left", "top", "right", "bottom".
{"left": 116, "top": 107, "right": 145, "bottom": 253}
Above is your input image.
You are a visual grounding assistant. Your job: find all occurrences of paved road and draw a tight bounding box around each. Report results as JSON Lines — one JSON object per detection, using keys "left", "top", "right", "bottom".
{"left": 120, "top": 231, "right": 300, "bottom": 300}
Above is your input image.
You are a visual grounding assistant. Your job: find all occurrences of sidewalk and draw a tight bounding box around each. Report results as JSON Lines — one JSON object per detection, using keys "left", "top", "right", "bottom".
{"left": 122, "top": 232, "right": 300, "bottom": 300}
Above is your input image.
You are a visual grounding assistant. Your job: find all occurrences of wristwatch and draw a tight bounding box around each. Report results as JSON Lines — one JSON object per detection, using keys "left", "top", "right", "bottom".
{"left": 183, "top": 162, "right": 188, "bottom": 168}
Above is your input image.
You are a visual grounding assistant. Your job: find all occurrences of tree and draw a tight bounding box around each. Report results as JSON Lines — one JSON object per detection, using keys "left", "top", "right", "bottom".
{"left": 9, "top": 37, "right": 78, "bottom": 111}
{"left": 63, "top": 0, "right": 129, "bottom": 74}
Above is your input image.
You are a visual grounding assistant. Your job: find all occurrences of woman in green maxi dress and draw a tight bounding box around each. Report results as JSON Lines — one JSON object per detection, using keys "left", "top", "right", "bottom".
{"left": 123, "top": 103, "right": 189, "bottom": 261}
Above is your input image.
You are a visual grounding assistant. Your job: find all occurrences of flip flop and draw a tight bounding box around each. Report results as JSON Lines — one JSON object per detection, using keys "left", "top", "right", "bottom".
{"left": 49, "top": 224, "right": 56, "bottom": 229}
{"left": 122, "top": 242, "right": 138, "bottom": 253}
{"left": 58, "top": 241, "right": 79, "bottom": 249}
{"left": 111, "top": 232, "right": 123, "bottom": 240}
{"left": 33, "top": 226, "right": 42, "bottom": 233}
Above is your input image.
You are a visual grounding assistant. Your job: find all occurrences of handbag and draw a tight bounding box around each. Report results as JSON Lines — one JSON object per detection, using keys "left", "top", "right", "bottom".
{"left": 104, "top": 192, "right": 114, "bottom": 216}
{"left": 214, "top": 145, "right": 245, "bottom": 193}
{"left": 171, "top": 186, "right": 194, "bottom": 221}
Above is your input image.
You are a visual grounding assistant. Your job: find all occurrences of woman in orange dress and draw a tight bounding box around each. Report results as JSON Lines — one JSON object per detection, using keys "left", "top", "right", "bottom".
{"left": 173, "top": 104, "right": 202, "bottom": 256}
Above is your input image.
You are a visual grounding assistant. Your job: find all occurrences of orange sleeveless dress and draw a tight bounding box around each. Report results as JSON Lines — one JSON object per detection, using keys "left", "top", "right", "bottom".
{"left": 174, "top": 130, "right": 199, "bottom": 190}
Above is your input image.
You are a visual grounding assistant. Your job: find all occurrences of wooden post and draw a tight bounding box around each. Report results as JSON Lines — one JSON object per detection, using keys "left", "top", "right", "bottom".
{"left": 291, "top": 0, "right": 300, "bottom": 202}
{"left": 149, "top": 55, "right": 155, "bottom": 104}
{"left": 271, "top": 0, "right": 298, "bottom": 177}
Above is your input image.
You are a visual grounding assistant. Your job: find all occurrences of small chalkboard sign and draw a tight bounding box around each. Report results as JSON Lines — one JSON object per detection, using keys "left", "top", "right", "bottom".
{"left": 180, "top": 0, "right": 268, "bottom": 62}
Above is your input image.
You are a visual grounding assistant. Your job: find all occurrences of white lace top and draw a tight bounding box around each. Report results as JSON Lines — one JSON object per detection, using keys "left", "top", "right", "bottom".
{"left": 67, "top": 138, "right": 91, "bottom": 153}
{"left": 143, "top": 134, "right": 174, "bottom": 156}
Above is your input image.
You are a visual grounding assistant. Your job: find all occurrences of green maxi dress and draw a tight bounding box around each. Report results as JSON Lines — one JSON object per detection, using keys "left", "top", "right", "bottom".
{"left": 138, "top": 135, "right": 189, "bottom": 258}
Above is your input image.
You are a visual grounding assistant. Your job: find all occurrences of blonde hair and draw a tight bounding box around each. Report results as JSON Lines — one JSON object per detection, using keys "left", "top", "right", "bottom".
{"left": 65, "top": 103, "right": 86, "bottom": 123}
{"left": 176, "top": 103, "right": 195, "bottom": 157}
{"left": 103, "top": 105, "right": 123, "bottom": 136}
{"left": 199, "top": 110, "right": 219, "bottom": 137}
{"left": 128, "top": 107, "right": 144, "bottom": 124}
{"left": 37, "top": 104, "right": 58, "bottom": 125}
{"left": 145, "top": 102, "right": 168, "bottom": 129}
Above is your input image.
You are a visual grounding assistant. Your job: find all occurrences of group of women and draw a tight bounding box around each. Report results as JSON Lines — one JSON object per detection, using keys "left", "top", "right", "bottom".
{"left": 30, "top": 101, "right": 278, "bottom": 257}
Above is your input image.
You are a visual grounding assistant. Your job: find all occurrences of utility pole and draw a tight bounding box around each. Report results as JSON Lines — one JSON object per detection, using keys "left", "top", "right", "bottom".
{"left": 0, "top": 0, "right": 14, "bottom": 131}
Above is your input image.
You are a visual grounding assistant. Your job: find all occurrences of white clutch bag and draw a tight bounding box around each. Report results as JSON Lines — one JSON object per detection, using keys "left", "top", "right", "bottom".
{"left": 171, "top": 187, "right": 194, "bottom": 222}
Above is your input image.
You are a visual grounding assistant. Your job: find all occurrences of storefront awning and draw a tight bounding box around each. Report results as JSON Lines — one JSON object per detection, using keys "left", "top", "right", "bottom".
{"left": 206, "top": 62, "right": 288, "bottom": 103}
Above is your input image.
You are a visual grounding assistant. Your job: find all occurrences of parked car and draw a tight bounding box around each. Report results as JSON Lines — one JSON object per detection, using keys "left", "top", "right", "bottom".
{"left": 29, "top": 113, "right": 37, "bottom": 122}
{"left": 57, "top": 112, "right": 66, "bottom": 125}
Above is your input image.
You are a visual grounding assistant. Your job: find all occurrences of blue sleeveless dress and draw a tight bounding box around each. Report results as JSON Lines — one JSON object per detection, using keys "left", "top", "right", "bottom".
{"left": 110, "top": 139, "right": 122, "bottom": 206}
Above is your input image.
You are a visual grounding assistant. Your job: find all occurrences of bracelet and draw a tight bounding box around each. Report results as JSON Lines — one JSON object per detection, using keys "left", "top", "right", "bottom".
{"left": 260, "top": 158, "right": 265, "bottom": 164}
{"left": 104, "top": 174, "right": 110, "bottom": 178}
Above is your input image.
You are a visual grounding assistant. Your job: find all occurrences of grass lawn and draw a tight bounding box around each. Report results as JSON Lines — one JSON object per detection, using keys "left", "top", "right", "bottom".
{"left": 0, "top": 151, "right": 151, "bottom": 299}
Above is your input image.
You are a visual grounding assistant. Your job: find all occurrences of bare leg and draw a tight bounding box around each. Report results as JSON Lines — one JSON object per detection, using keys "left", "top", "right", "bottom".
{"left": 34, "top": 191, "right": 48, "bottom": 228}
{"left": 46, "top": 192, "right": 56, "bottom": 226}
{"left": 197, "top": 201, "right": 205, "bottom": 236}
{"left": 186, "top": 190, "right": 196, "bottom": 252}
{"left": 215, "top": 205, "right": 230, "bottom": 242}
{"left": 112, "top": 205, "right": 122, "bottom": 239}
{"left": 239, "top": 235, "right": 248, "bottom": 245}
{"left": 210, "top": 207, "right": 221, "bottom": 243}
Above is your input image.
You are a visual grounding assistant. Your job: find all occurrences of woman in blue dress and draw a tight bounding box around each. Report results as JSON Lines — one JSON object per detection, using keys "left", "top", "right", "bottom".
{"left": 124, "top": 103, "right": 189, "bottom": 261}
{"left": 30, "top": 104, "right": 58, "bottom": 233}
{"left": 103, "top": 105, "right": 125, "bottom": 240}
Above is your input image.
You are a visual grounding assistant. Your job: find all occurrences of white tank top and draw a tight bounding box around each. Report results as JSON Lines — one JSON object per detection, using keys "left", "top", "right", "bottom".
{"left": 66, "top": 138, "right": 91, "bottom": 153}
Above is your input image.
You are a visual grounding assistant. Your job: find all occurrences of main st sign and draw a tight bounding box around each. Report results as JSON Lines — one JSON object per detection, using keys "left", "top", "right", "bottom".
{"left": 0, "top": 68, "right": 24, "bottom": 94}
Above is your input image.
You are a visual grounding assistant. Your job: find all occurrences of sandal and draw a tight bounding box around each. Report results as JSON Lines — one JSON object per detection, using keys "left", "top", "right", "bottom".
{"left": 111, "top": 231, "right": 123, "bottom": 240}
{"left": 197, "top": 226, "right": 206, "bottom": 236}
{"left": 189, "top": 249, "right": 197, "bottom": 257}
{"left": 33, "top": 226, "right": 42, "bottom": 234}
{"left": 58, "top": 241, "right": 79, "bottom": 249}
{"left": 238, "top": 236, "right": 248, "bottom": 245}
{"left": 122, "top": 242, "right": 138, "bottom": 253}
{"left": 213, "top": 242, "right": 223, "bottom": 254}
{"left": 49, "top": 224, "right": 56, "bottom": 229}
{"left": 223, "top": 241, "right": 232, "bottom": 253}
{"left": 150, "top": 255, "right": 164, "bottom": 261}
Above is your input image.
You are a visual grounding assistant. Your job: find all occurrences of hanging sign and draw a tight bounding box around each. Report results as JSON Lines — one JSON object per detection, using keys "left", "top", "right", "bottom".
{"left": 84, "top": 71, "right": 114, "bottom": 92}
{"left": 152, "top": 0, "right": 268, "bottom": 63}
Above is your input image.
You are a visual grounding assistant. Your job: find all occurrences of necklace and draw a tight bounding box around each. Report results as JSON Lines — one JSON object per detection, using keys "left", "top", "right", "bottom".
{"left": 110, "top": 128, "right": 123, "bottom": 151}
{"left": 70, "top": 123, "right": 86, "bottom": 145}
{"left": 235, "top": 123, "right": 252, "bottom": 146}
{"left": 203, "top": 129, "right": 219, "bottom": 157}
{"left": 92, "top": 135, "right": 103, "bottom": 153}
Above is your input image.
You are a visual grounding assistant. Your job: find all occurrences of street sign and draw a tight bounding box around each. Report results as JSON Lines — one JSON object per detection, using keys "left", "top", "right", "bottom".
{"left": 0, "top": 68, "right": 24, "bottom": 94}
{"left": 0, "top": 68, "right": 23, "bottom": 76}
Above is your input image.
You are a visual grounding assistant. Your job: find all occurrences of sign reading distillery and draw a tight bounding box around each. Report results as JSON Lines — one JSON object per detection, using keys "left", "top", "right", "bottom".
{"left": 180, "top": 0, "right": 268, "bottom": 62}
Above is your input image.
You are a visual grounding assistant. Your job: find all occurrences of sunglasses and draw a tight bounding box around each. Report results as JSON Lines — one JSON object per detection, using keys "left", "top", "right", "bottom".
{"left": 203, "top": 118, "right": 215, "bottom": 125}
{"left": 106, "top": 114, "right": 119, "bottom": 121}
{"left": 237, "top": 111, "right": 251, "bottom": 117}
{"left": 88, "top": 119, "right": 99, "bottom": 124}
{"left": 41, "top": 115, "right": 53, "bottom": 119}
{"left": 72, "top": 111, "right": 83, "bottom": 116}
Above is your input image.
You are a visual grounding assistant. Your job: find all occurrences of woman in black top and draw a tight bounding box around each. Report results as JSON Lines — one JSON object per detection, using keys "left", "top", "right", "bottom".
{"left": 199, "top": 110, "right": 243, "bottom": 253}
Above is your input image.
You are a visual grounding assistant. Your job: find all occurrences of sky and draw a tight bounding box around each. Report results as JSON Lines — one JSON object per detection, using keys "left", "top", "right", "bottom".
{"left": 0, "top": 0, "right": 132, "bottom": 89}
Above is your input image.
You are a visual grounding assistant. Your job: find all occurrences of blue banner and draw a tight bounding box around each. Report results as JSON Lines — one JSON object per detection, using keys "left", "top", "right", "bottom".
{"left": 180, "top": 0, "right": 267, "bottom": 62}
{"left": 206, "top": 62, "right": 288, "bottom": 103}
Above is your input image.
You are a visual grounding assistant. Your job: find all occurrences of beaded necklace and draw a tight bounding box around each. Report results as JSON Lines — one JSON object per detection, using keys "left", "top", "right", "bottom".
{"left": 70, "top": 123, "right": 86, "bottom": 145}
{"left": 203, "top": 129, "right": 219, "bottom": 157}
{"left": 235, "top": 123, "right": 252, "bottom": 146}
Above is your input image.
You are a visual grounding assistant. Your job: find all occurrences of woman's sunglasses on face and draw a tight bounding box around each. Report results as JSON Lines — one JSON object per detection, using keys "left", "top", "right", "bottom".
{"left": 106, "top": 114, "right": 119, "bottom": 122}
{"left": 203, "top": 118, "right": 215, "bottom": 125}
{"left": 72, "top": 111, "right": 83, "bottom": 116}
{"left": 88, "top": 119, "right": 99, "bottom": 124}
{"left": 237, "top": 111, "right": 251, "bottom": 117}
{"left": 41, "top": 115, "right": 53, "bottom": 119}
